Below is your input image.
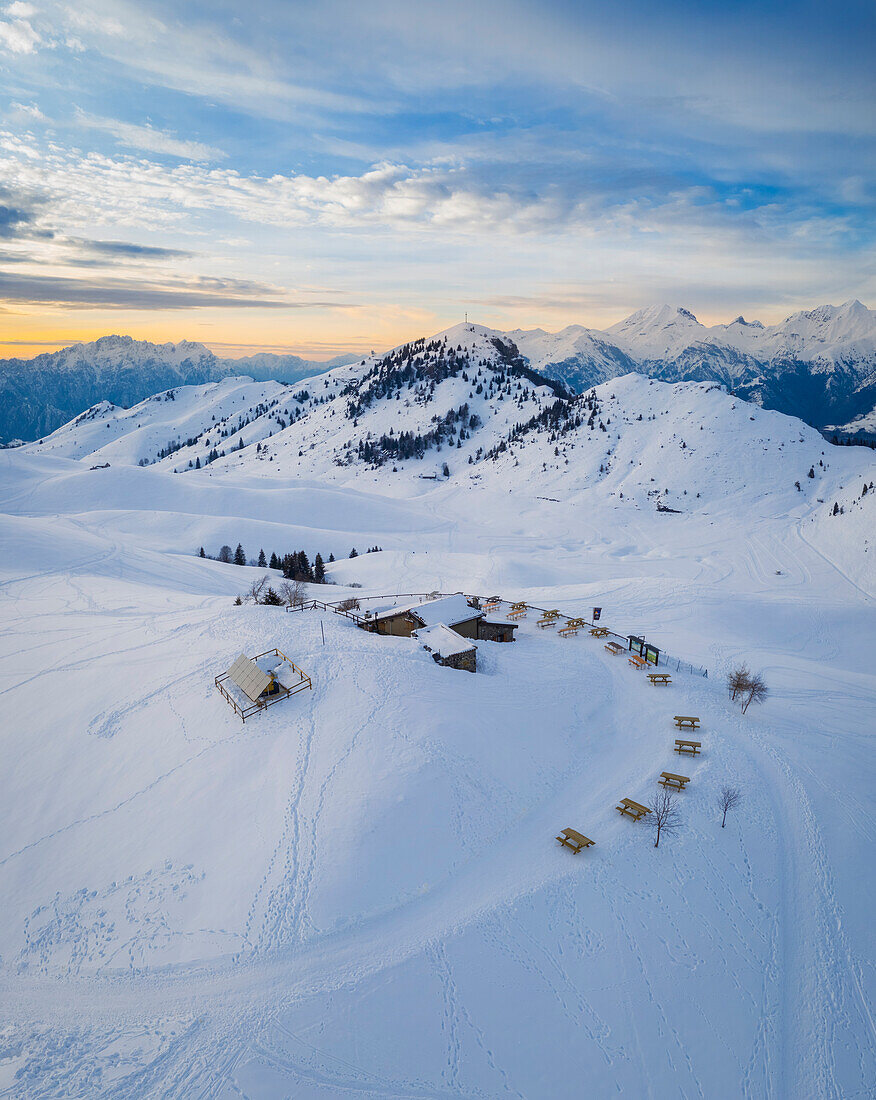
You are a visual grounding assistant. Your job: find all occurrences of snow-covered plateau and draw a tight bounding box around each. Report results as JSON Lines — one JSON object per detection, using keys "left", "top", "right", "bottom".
{"left": 1, "top": 326, "right": 874, "bottom": 1098}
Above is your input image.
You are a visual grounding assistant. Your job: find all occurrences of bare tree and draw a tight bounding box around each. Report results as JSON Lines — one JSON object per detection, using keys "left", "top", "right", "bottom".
{"left": 217, "top": 544, "right": 233, "bottom": 564}
{"left": 727, "top": 664, "right": 751, "bottom": 701}
{"left": 741, "top": 671, "right": 768, "bottom": 714}
{"left": 280, "top": 578, "right": 306, "bottom": 608}
{"left": 718, "top": 785, "right": 741, "bottom": 828}
{"left": 247, "top": 574, "right": 268, "bottom": 604}
{"left": 337, "top": 596, "right": 360, "bottom": 612}
{"left": 649, "top": 787, "right": 683, "bottom": 848}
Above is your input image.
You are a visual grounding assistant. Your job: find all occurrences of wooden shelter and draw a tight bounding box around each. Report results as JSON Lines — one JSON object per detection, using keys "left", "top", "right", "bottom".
{"left": 361, "top": 594, "right": 483, "bottom": 639}
{"left": 359, "top": 594, "right": 517, "bottom": 645}
{"left": 215, "top": 648, "right": 311, "bottom": 721}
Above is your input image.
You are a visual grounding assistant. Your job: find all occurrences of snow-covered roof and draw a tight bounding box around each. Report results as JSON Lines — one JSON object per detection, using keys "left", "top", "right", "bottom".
{"left": 413, "top": 623, "right": 477, "bottom": 659}
{"left": 482, "top": 616, "right": 517, "bottom": 628}
{"left": 408, "top": 594, "right": 481, "bottom": 628}
{"left": 371, "top": 593, "right": 481, "bottom": 629}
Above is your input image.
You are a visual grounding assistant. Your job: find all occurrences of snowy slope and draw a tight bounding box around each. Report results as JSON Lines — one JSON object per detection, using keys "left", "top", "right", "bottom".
{"left": 2, "top": 318, "right": 875, "bottom": 1098}
{"left": 1, "top": 438, "right": 874, "bottom": 1096}
{"left": 24, "top": 326, "right": 875, "bottom": 573}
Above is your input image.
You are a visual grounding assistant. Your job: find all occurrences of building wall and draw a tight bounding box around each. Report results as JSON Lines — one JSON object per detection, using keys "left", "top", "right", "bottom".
{"left": 477, "top": 620, "right": 516, "bottom": 643}
{"left": 376, "top": 614, "right": 416, "bottom": 637}
{"left": 439, "top": 649, "right": 477, "bottom": 673}
{"left": 449, "top": 616, "right": 481, "bottom": 639}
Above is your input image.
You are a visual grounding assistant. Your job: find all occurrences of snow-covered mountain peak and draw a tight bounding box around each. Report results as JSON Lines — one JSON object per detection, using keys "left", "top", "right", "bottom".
{"left": 64, "top": 335, "right": 214, "bottom": 365}
{"left": 605, "top": 304, "right": 706, "bottom": 359}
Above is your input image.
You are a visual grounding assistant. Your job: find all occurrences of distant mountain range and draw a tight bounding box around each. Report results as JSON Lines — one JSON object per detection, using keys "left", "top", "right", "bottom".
{"left": 0, "top": 335, "right": 356, "bottom": 444}
{"left": 22, "top": 322, "right": 875, "bottom": 549}
{"left": 511, "top": 300, "right": 876, "bottom": 434}
{"left": 2, "top": 300, "right": 874, "bottom": 443}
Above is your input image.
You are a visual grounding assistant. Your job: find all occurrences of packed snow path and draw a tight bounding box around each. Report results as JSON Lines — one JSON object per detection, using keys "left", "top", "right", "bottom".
{"left": 0, "top": 453, "right": 874, "bottom": 1097}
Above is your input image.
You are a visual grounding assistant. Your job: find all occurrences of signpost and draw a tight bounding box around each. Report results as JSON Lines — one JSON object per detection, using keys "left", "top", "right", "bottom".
{"left": 592, "top": 607, "right": 602, "bottom": 621}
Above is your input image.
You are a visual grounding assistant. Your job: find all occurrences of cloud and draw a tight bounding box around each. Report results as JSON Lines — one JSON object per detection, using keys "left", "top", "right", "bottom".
{"left": 77, "top": 239, "right": 194, "bottom": 260}
{"left": 0, "top": 271, "right": 300, "bottom": 310}
{"left": 74, "top": 112, "right": 226, "bottom": 162}
{"left": 0, "top": 200, "right": 36, "bottom": 237}
{"left": 8, "top": 101, "right": 45, "bottom": 121}
{"left": 0, "top": 10, "right": 39, "bottom": 52}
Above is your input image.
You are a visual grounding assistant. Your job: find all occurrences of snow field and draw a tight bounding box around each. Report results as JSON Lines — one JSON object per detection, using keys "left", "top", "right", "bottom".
{"left": 1, "top": 368, "right": 874, "bottom": 1096}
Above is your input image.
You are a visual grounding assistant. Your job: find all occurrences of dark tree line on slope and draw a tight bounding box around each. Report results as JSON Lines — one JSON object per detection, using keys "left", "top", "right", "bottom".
{"left": 343, "top": 334, "right": 566, "bottom": 422}
{"left": 484, "top": 390, "right": 606, "bottom": 460}
{"left": 200, "top": 543, "right": 381, "bottom": 579}
{"left": 357, "top": 405, "right": 481, "bottom": 466}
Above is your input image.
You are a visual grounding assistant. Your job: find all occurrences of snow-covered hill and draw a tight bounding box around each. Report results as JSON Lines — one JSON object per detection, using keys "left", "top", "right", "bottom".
{"left": 24, "top": 323, "right": 876, "bottom": 581}
{"left": 2, "top": 310, "right": 875, "bottom": 1095}
{"left": 0, "top": 336, "right": 343, "bottom": 444}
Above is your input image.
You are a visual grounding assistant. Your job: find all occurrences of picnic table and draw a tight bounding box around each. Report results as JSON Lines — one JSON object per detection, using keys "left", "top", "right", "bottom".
{"left": 589, "top": 626, "right": 609, "bottom": 637}
{"left": 604, "top": 641, "right": 625, "bottom": 655}
{"left": 660, "top": 771, "right": 690, "bottom": 790}
{"left": 556, "top": 827, "right": 594, "bottom": 854}
{"left": 673, "top": 715, "right": 700, "bottom": 730}
{"left": 628, "top": 654, "right": 648, "bottom": 670}
{"left": 674, "top": 739, "right": 702, "bottom": 756}
{"left": 648, "top": 672, "right": 672, "bottom": 685}
{"left": 558, "top": 617, "right": 586, "bottom": 638}
{"left": 616, "top": 797, "right": 651, "bottom": 821}
{"left": 538, "top": 609, "right": 561, "bottom": 628}
{"left": 507, "top": 601, "right": 527, "bottom": 620}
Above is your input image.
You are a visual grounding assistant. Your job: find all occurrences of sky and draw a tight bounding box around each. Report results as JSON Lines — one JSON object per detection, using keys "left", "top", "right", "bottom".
{"left": 0, "top": 0, "right": 874, "bottom": 359}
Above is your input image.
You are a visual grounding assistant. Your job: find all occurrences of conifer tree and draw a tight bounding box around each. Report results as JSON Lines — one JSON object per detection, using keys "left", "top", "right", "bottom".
{"left": 234, "top": 543, "right": 246, "bottom": 566}
{"left": 198, "top": 546, "right": 206, "bottom": 558}
{"left": 258, "top": 549, "right": 267, "bottom": 568}
{"left": 314, "top": 553, "right": 326, "bottom": 583}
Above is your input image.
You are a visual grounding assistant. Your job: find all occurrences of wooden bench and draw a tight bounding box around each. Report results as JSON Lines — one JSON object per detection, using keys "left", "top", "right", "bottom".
{"left": 648, "top": 673, "right": 671, "bottom": 685}
{"left": 674, "top": 715, "right": 700, "bottom": 730}
{"left": 616, "top": 797, "right": 651, "bottom": 821}
{"left": 590, "top": 626, "right": 608, "bottom": 637}
{"left": 628, "top": 654, "right": 648, "bottom": 670}
{"left": 674, "top": 739, "right": 702, "bottom": 756}
{"left": 507, "top": 608, "right": 526, "bottom": 620}
{"left": 604, "top": 641, "right": 625, "bottom": 655}
{"left": 538, "top": 617, "right": 558, "bottom": 629}
{"left": 660, "top": 771, "right": 690, "bottom": 790}
{"left": 556, "top": 827, "right": 594, "bottom": 854}
{"left": 483, "top": 597, "right": 501, "bottom": 613}
{"left": 507, "top": 601, "right": 527, "bottom": 620}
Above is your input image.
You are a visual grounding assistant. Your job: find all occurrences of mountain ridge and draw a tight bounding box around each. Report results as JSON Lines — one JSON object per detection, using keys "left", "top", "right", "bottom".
{"left": 2, "top": 300, "right": 874, "bottom": 443}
